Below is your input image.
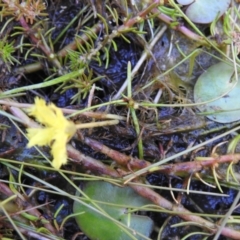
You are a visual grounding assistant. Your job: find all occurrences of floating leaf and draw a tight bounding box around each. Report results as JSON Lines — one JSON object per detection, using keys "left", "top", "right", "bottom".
{"left": 73, "top": 181, "right": 154, "bottom": 240}
{"left": 194, "top": 62, "right": 240, "bottom": 123}
{"left": 177, "top": 0, "right": 230, "bottom": 24}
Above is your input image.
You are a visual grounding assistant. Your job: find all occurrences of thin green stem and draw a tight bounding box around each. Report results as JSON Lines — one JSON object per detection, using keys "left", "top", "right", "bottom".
{"left": 0, "top": 70, "right": 84, "bottom": 96}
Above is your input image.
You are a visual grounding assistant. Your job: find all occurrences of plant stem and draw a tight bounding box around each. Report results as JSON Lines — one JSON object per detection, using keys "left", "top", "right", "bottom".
{"left": 75, "top": 120, "right": 119, "bottom": 129}
{"left": 1, "top": 70, "right": 84, "bottom": 96}
{"left": 18, "top": 16, "right": 63, "bottom": 71}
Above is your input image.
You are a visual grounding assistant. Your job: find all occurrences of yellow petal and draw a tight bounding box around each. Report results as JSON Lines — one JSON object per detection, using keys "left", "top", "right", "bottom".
{"left": 51, "top": 133, "right": 68, "bottom": 169}
{"left": 27, "top": 128, "right": 55, "bottom": 147}
{"left": 28, "top": 98, "right": 61, "bottom": 127}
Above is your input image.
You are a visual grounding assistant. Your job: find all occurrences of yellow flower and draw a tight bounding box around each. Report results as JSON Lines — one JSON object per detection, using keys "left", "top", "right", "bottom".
{"left": 26, "top": 97, "right": 76, "bottom": 169}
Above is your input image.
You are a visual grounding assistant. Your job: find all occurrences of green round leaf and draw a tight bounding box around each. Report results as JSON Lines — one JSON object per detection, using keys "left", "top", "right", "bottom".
{"left": 73, "top": 181, "right": 154, "bottom": 240}
{"left": 184, "top": 0, "right": 230, "bottom": 24}
{"left": 194, "top": 62, "right": 240, "bottom": 123}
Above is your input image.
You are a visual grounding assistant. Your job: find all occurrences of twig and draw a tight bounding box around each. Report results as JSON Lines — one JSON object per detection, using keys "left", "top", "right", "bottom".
{"left": 81, "top": 136, "right": 150, "bottom": 170}
{"left": 0, "top": 99, "right": 126, "bottom": 120}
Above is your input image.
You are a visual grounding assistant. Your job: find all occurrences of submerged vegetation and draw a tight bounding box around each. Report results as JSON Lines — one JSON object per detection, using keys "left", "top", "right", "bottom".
{"left": 0, "top": 0, "right": 240, "bottom": 239}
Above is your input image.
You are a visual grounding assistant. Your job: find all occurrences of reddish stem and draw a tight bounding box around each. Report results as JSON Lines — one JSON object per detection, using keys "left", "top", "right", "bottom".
{"left": 18, "top": 17, "right": 62, "bottom": 70}
{"left": 151, "top": 8, "right": 206, "bottom": 43}
{"left": 82, "top": 136, "right": 151, "bottom": 170}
